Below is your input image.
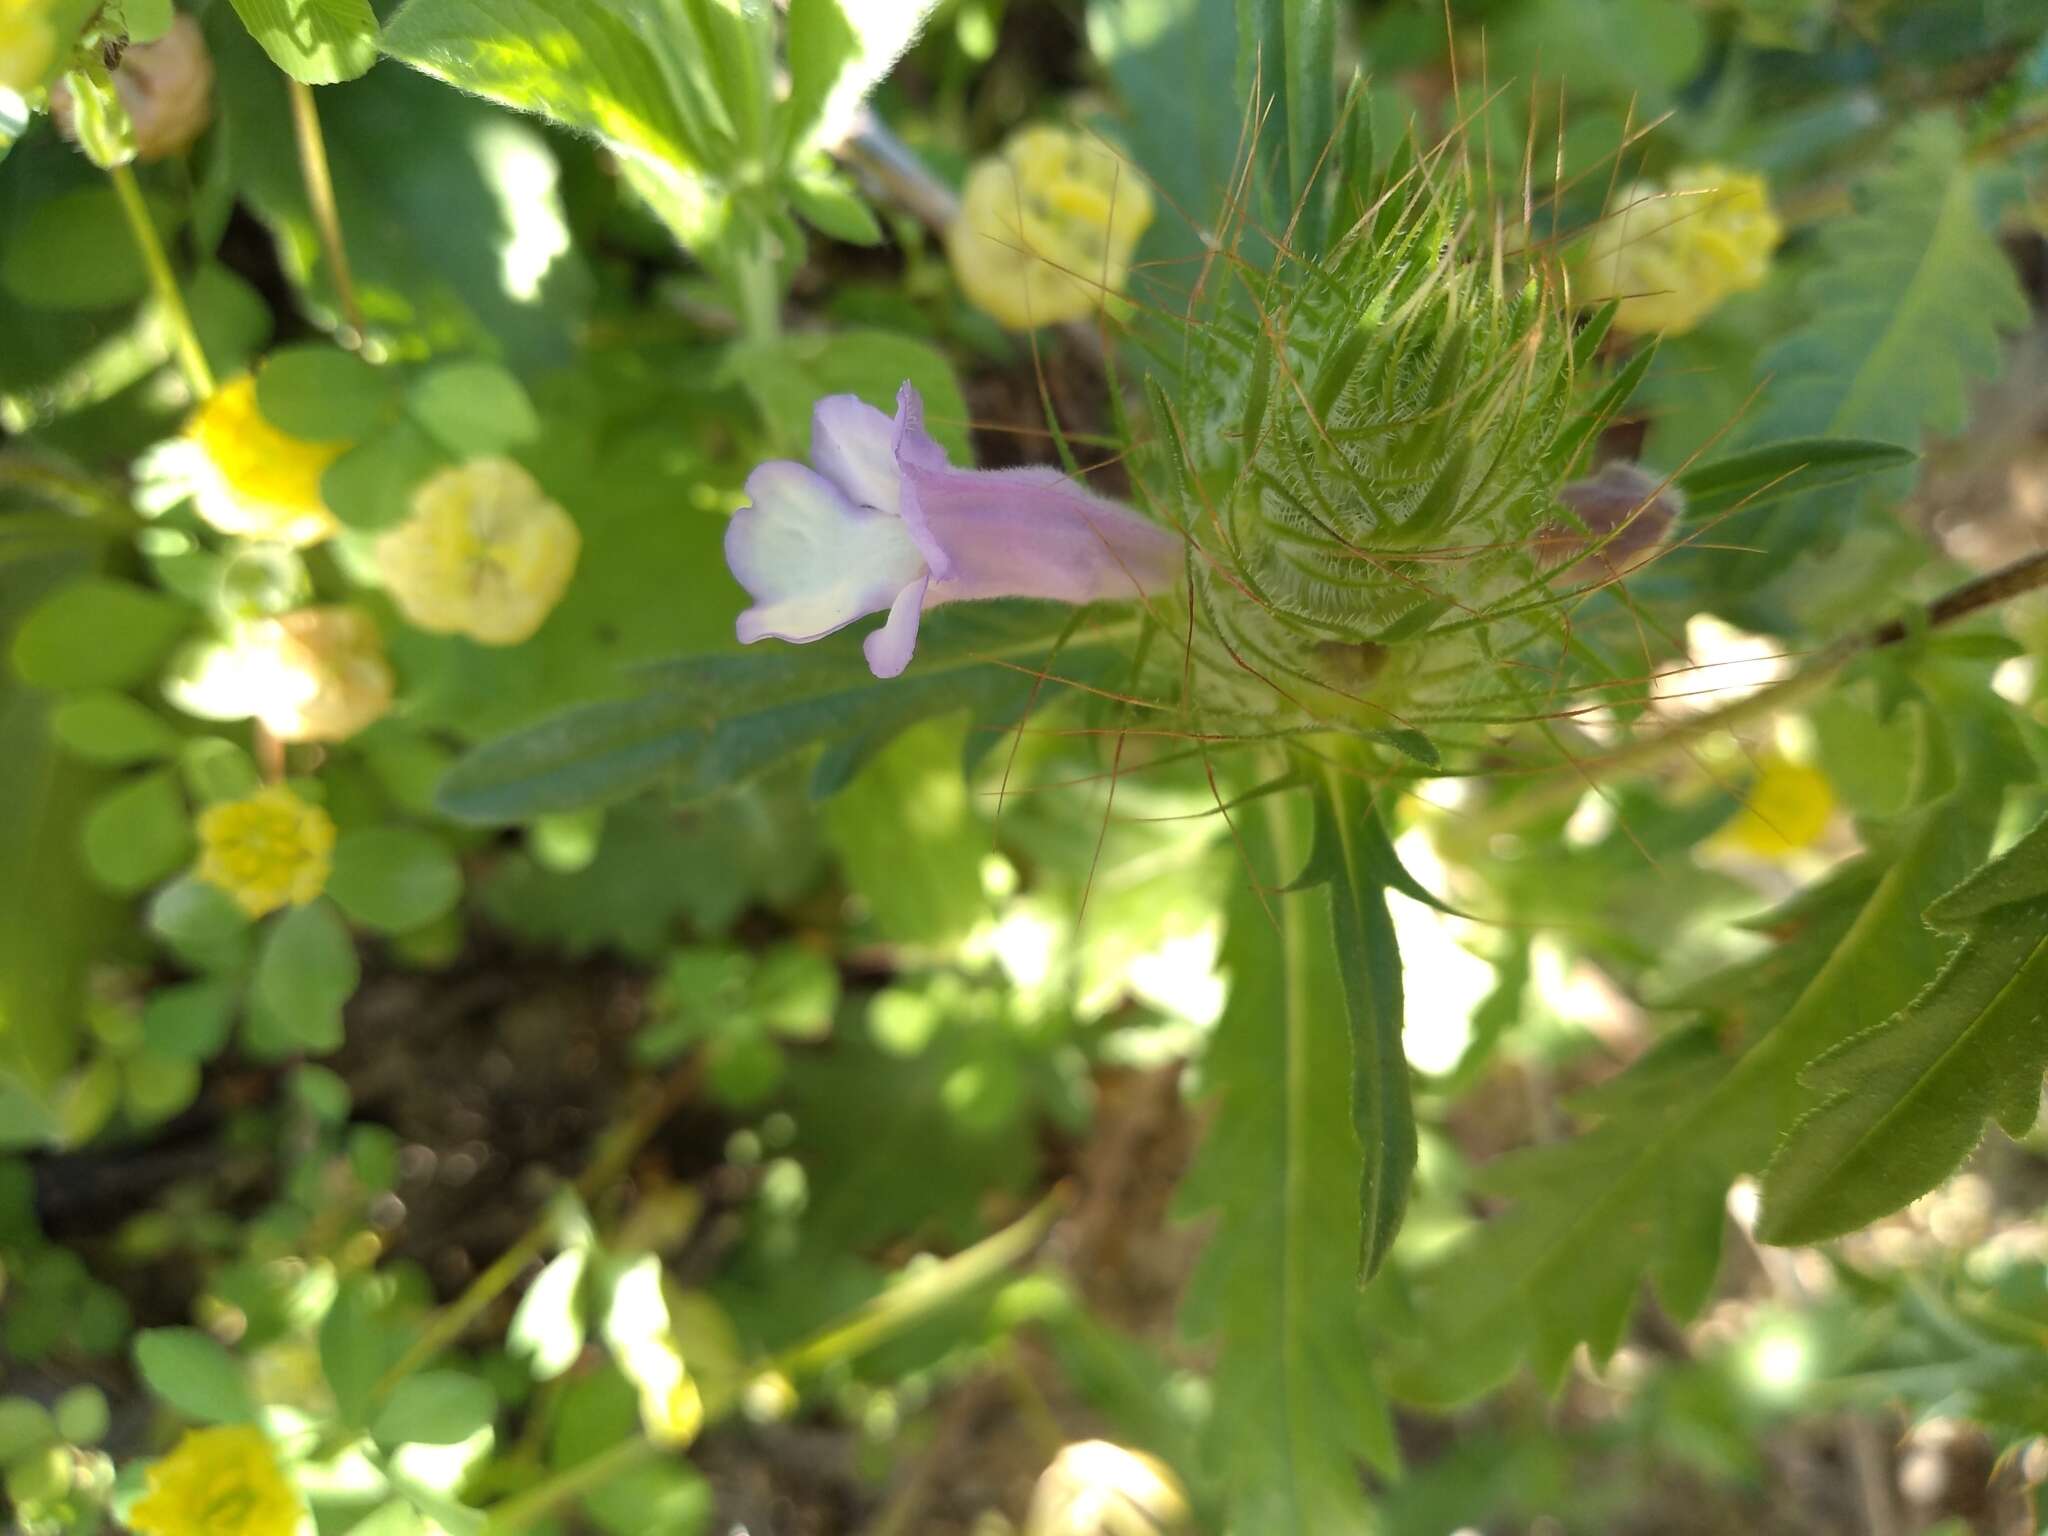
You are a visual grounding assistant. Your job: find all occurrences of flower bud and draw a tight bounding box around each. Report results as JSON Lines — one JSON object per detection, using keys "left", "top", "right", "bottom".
{"left": 1024, "top": 1441, "right": 1190, "bottom": 1536}
{"left": 52, "top": 15, "right": 214, "bottom": 161}
{"left": 196, "top": 785, "right": 336, "bottom": 918}
{"left": 238, "top": 605, "right": 395, "bottom": 743}
{"left": 375, "top": 457, "right": 581, "bottom": 646}
{"left": 1576, "top": 164, "right": 1782, "bottom": 336}
{"left": 183, "top": 375, "right": 348, "bottom": 547}
{"left": 1543, "top": 460, "right": 1682, "bottom": 583}
{"left": 0, "top": 0, "right": 56, "bottom": 93}
{"left": 948, "top": 124, "right": 1154, "bottom": 330}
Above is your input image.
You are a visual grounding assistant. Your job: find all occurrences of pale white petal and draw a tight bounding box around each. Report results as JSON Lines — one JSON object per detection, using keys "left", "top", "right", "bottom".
{"left": 810, "top": 394, "right": 902, "bottom": 515}
{"left": 727, "top": 460, "right": 926, "bottom": 645}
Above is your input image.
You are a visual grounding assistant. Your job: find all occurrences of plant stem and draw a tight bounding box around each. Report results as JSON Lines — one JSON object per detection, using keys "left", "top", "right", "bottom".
{"left": 287, "top": 77, "right": 365, "bottom": 337}
{"left": 480, "top": 1434, "right": 659, "bottom": 1535}
{"left": 108, "top": 163, "right": 213, "bottom": 399}
{"left": 1485, "top": 546, "right": 2048, "bottom": 829}
{"left": 373, "top": 1058, "right": 702, "bottom": 1396}
{"left": 473, "top": 1185, "right": 1070, "bottom": 1535}
{"left": 768, "top": 1184, "right": 1069, "bottom": 1380}
{"left": 733, "top": 222, "right": 783, "bottom": 342}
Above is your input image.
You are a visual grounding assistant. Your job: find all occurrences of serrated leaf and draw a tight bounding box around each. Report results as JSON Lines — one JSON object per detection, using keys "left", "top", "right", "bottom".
{"left": 435, "top": 604, "right": 1119, "bottom": 823}
{"left": 1390, "top": 705, "right": 2024, "bottom": 1405}
{"left": 381, "top": 0, "right": 699, "bottom": 173}
{"left": 228, "top": 0, "right": 378, "bottom": 83}
{"left": 1305, "top": 765, "right": 1414, "bottom": 1280}
{"left": 1178, "top": 787, "right": 1393, "bottom": 1527}
{"left": 1758, "top": 811, "right": 2048, "bottom": 1244}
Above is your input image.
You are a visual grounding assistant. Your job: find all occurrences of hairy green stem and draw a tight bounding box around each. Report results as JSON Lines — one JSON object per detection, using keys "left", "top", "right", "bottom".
{"left": 109, "top": 163, "right": 213, "bottom": 399}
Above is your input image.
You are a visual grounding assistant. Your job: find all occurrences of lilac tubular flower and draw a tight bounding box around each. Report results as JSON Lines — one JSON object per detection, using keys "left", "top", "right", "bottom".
{"left": 725, "top": 382, "right": 1183, "bottom": 678}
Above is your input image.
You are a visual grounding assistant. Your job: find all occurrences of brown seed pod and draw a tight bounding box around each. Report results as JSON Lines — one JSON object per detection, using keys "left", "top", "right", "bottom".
{"left": 1543, "top": 460, "right": 1684, "bottom": 583}
{"left": 52, "top": 14, "right": 213, "bottom": 162}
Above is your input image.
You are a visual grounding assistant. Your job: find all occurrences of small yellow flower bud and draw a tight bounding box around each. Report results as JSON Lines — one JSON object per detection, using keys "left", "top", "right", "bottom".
{"left": 1025, "top": 1441, "right": 1190, "bottom": 1536}
{"left": 129, "top": 1425, "right": 303, "bottom": 1536}
{"left": 948, "top": 125, "right": 1154, "bottom": 330}
{"left": 374, "top": 457, "right": 581, "bottom": 646}
{"left": 51, "top": 15, "right": 214, "bottom": 161}
{"left": 1717, "top": 754, "right": 1837, "bottom": 859}
{"left": 239, "top": 606, "right": 394, "bottom": 743}
{"left": 1577, "top": 164, "right": 1783, "bottom": 336}
{"left": 0, "top": 0, "right": 56, "bottom": 93}
{"left": 196, "top": 785, "right": 336, "bottom": 919}
{"left": 183, "top": 375, "right": 348, "bottom": 547}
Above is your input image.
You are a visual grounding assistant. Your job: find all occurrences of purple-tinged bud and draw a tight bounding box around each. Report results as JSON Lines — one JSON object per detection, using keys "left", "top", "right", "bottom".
{"left": 52, "top": 15, "right": 213, "bottom": 162}
{"left": 725, "top": 382, "right": 1184, "bottom": 678}
{"left": 1543, "top": 461, "right": 1682, "bottom": 583}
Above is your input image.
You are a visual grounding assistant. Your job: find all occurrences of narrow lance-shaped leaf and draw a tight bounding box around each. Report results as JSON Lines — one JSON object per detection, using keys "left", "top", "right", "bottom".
{"left": 1758, "top": 809, "right": 2048, "bottom": 1245}
{"left": 1305, "top": 764, "right": 1414, "bottom": 1280}
{"left": 1178, "top": 784, "right": 1394, "bottom": 1529}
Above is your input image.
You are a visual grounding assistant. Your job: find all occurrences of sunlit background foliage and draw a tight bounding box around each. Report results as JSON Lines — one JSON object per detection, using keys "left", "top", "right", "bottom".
{"left": 4, "top": 0, "right": 2048, "bottom": 1533}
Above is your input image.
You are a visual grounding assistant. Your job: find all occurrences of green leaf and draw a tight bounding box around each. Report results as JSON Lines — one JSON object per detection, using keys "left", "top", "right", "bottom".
{"left": 406, "top": 361, "right": 541, "bottom": 455}
{"left": 0, "top": 187, "right": 154, "bottom": 309}
{"left": 12, "top": 578, "right": 189, "bottom": 692}
{"left": 50, "top": 692, "right": 179, "bottom": 765}
{"left": 1732, "top": 113, "right": 2029, "bottom": 570}
{"left": 226, "top": 0, "right": 378, "bottom": 82}
{"left": 133, "top": 1328, "right": 254, "bottom": 1423}
{"left": 1305, "top": 766, "right": 1414, "bottom": 1280}
{"left": 1758, "top": 810, "right": 2048, "bottom": 1244}
{"left": 1674, "top": 438, "right": 1919, "bottom": 523}
{"left": 327, "top": 827, "right": 462, "bottom": 934}
{"left": 256, "top": 345, "right": 394, "bottom": 439}
{"left": 147, "top": 876, "right": 254, "bottom": 973}
{"left": 322, "top": 419, "right": 452, "bottom": 531}
{"left": 510, "top": 1249, "right": 589, "bottom": 1382}
{"left": 781, "top": 0, "right": 933, "bottom": 154}
{"left": 381, "top": 0, "right": 699, "bottom": 172}
{"left": 250, "top": 900, "right": 359, "bottom": 1057}
{"left": 80, "top": 770, "right": 192, "bottom": 894}
{"left": 321, "top": 1277, "right": 396, "bottom": 1427}
{"left": 786, "top": 169, "right": 883, "bottom": 245}
{"left": 1235, "top": 0, "right": 1334, "bottom": 251}
{"left": 1177, "top": 786, "right": 1394, "bottom": 1527}
{"left": 821, "top": 715, "right": 987, "bottom": 946}
{"left": 142, "top": 978, "right": 240, "bottom": 1061}
{"left": 730, "top": 327, "right": 972, "bottom": 460}
{"left": 436, "top": 604, "right": 1115, "bottom": 823}
{"left": 1389, "top": 704, "right": 2025, "bottom": 1405}
{"left": 372, "top": 1371, "right": 497, "bottom": 1447}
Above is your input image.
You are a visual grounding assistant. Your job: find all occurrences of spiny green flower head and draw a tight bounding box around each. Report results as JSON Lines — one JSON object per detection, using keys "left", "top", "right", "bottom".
{"left": 1133, "top": 130, "right": 1620, "bottom": 752}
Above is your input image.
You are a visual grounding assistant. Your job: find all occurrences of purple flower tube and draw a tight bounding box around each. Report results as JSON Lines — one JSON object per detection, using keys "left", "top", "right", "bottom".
{"left": 725, "top": 382, "right": 1184, "bottom": 678}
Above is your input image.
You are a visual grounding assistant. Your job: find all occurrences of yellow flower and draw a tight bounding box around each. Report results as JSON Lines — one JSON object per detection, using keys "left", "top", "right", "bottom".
{"left": 374, "top": 457, "right": 581, "bottom": 646}
{"left": 129, "top": 1425, "right": 302, "bottom": 1536}
{"left": 237, "top": 606, "right": 394, "bottom": 743}
{"left": 1025, "top": 1441, "right": 1191, "bottom": 1536}
{"left": 0, "top": 0, "right": 56, "bottom": 93}
{"left": 196, "top": 786, "right": 336, "bottom": 919}
{"left": 1717, "top": 755, "right": 1837, "bottom": 858}
{"left": 1577, "top": 163, "right": 1782, "bottom": 336}
{"left": 948, "top": 124, "right": 1154, "bottom": 330}
{"left": 184, "top": 376, "right": 348, "bottom": 547}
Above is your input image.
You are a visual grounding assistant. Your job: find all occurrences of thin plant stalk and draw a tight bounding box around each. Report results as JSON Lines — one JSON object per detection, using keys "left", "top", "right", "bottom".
{"left": 109, "top": 163, "right": 213, "bottom": 399}
{"left": 287, "top": 77, "right": 365, "bottom": 337}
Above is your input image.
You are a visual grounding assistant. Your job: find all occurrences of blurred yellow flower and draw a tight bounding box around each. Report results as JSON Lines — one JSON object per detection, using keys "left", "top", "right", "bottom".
{"left": 239, "top": 606, "right": 394, "bottom": 743}
{"left": 948, "top": 124, "right": 1154, "bottom": 330}
{"left": 129, "top": 1425, "right": 302, "bottom": 1536}
{"left": 1718, "top": 755, "right": 1837, "bottom": 858}
{"left": 375, "top": 458, "right": 580, "bottom": 646}
{"left": 184, "top": 376, "right": 347, "bottom": 547}
{"left": 196, "top": 785, "right": 336, "bottom": 919}
{"left": 0, "top": 0, "right": 56, "bottom": 93}
{"left": 1578, "top": 164, "right": 1782, "bottom": 336}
